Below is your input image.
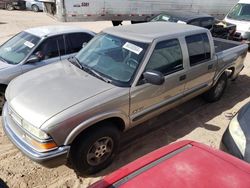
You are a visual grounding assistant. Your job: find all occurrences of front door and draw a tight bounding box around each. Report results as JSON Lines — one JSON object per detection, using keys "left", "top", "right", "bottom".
{"left": 130, "top": 38, "right": 187, "bottom": 125}
{"left": 21, "top": 35, "right": 65, "bottom": 73}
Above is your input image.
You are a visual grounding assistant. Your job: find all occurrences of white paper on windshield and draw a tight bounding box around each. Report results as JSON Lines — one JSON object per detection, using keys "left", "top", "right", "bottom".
{"left": 177, "top": 20, "right": 186, "bottom": 24}
{"left": 24, "top": 41, "right": 35, "bottom": 48}
{"left": 123, "top": 42, "right": 143, "bottom": 55}
{"left": 162, "top": 16, "right": 170, "bottom": 21}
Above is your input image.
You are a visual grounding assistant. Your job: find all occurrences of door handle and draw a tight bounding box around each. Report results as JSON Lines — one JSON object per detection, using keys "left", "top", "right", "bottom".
{"left": 208, "top": 64, "right": 213, "bottom": 70}
{"left": 179, "top": 75, "right": 186, "bottom": 81}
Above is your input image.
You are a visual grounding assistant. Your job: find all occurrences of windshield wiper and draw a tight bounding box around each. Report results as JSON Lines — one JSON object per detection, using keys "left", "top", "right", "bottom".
{"left": 68, "top": 56, "right": 83, "bottom": 69}
{"left": 0, "top": 56, "right": 9, "bottom": 64}
{"left": 81, "top": 64, "right": 111, "bottom": 83}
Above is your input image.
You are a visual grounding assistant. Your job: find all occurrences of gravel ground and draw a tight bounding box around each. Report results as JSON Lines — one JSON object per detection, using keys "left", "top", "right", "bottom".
{"left": 0, "top": 10, "right": 250, "bottom": 188}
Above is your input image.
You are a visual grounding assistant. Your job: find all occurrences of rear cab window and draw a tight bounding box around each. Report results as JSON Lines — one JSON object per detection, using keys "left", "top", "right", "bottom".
{"left": 185, "top": 33, "right": 211, "bottom": 66}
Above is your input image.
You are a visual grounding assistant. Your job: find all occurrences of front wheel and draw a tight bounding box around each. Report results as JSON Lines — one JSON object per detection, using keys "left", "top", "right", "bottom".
{"left": 32, "top": 5, "right": 39, "bottom": 12}
{"left": 203, "top": 73, "right": 228, "bottom": 102}
{"left": 69, "top": 125, "right": 120, "bottom": 176}
{"left": 6, "top": 4, "right": 14, "bottom": 11}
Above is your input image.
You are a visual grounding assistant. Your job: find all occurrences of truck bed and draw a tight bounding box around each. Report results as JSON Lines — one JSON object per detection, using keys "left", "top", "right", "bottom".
{"left": 214, "top": 38, "right": 242, "bottom": 53}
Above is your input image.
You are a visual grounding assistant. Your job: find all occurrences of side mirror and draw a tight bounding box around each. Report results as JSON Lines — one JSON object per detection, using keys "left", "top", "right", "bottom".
{"left": 82, "top": 42, "right": 88, "bottom": 48}
{"left": 143, "top": 70, "right": 165, "bottom": 85}
{"left": 26, "top": 55, "right": 40, "bottom": 64}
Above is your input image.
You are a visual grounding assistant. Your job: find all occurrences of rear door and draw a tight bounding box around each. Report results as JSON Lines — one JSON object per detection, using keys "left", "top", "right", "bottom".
{"left": 183, "top": 33, "right": 217, "bottom": 97}
{"left": 130, "top": 38, "right": 187, "bottom": 124}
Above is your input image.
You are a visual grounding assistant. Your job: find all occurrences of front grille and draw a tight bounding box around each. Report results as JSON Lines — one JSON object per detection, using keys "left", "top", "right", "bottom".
{"left": 8, "top": 106, "right": 22, "bottom": 126}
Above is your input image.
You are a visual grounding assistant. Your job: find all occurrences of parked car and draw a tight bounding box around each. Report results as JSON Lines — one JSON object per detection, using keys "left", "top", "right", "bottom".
{"left": 225, "top": 0, "right": 250, "bottom": 48}
{"left": 90, "top": 140, "right": 250, "bottom": 188}
{"left": 0, "top": 0, "right": 25, "bottom": 10}
{"left": 2, "top": 22, "right": 248, "bottom": 176}
{"left": 150, "top": 11, "right": 237, "bottom": 40}
{"left": 0, "top": 25, "right": 95, "bottom": 111}
{"left": 222, "top": 101, "right": 250, "bottom": 163}
{"left": 25, "top": 0, "right": 43, "bottom": 12}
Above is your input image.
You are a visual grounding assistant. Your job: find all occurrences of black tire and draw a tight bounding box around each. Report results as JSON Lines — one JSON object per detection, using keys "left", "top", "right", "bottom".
{"left": 0, "top": 88, "right": 6, "bottom": 114}
{"left": 203, "top": 73, "right": 228, "bottom": 102}
{"left": 112, "top": 21, "right": 122, "bottom": 26}
{"left": 6, "top": 4, "right": 14, "bottom": 11}
{"left": 69, "top": 124, "right": 120, "bottom": 176}
{"left": 32, "top": 5, "right": 39, "bottom": 12}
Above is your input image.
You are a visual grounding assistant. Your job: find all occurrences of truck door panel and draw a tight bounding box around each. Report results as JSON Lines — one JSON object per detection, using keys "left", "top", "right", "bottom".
{"left": 184, "top": 33, "right": 216, "bottom": 94}
{"left": 130, "top": 39, "right": 186, "bottom": 124}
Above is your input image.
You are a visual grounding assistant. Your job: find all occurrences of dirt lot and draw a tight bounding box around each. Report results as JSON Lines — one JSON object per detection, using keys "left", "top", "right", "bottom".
{"left": 0, "top": 10, "right": 250, "bottom": 188}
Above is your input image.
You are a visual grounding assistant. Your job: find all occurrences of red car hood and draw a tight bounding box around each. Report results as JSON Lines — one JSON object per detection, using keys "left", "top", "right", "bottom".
{"left": 91, "top": 140, "right": 250, "bottom": 188}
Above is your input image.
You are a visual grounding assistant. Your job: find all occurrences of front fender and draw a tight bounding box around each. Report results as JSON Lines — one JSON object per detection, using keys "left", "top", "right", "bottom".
{"left": 64, "top": 111, "right": 129, "bottom": 145}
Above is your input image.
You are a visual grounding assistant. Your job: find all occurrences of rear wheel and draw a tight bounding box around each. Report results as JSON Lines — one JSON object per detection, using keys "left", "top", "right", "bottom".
{"left": 6, "top": 4, "right": 14, "bottom": 11}
{"left": 0, "top": 88, "right": 6, "bottom": 113}
{"left": 69, "top": 124, "right": 120, "bottom": 176}
{"left": 203, "top": 73, "right": 228, "bottom": 102}
{"left": 32, "top": 5, "right": 39, "bottom": 12}
{"left": 112, "top": 21, "right": 122, "bottom": 26}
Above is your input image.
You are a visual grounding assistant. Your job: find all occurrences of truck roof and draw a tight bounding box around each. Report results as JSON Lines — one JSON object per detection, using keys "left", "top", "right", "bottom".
{"left": 24, "top": 25, "right": 94, "bottom": 38}
{"left": 103, "top": 22, "right": 208, "bottom": 43}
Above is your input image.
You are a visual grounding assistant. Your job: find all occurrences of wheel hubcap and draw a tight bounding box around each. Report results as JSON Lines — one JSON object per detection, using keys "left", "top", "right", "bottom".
{"left": 87, "top": 137, "right": 113, "bottom": 166}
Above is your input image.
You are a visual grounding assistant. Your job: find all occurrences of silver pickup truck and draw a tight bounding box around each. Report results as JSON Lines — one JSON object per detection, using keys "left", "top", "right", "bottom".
{"left": 3, "top": 22, "right": 248, "bottom": 176}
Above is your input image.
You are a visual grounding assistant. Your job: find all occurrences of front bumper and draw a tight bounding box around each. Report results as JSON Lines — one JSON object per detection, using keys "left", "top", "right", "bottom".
{"left": 2, "top": 103, "right": 70, "bottom": 168}
{"left": 222, "top": 128, "right": 244, "bottom": 160}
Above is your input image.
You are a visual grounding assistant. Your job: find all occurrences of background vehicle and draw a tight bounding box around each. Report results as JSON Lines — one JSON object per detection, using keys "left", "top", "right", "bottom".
{"left": 222, "top": 101, "right": 250, "bottom": 163}
{"left": 39, "top": 0, "right": 239, "bottom": 25}
{"left": 25, "top": 0, "right": 43, "bottom": 12}
{"left": 150, "top": 11, "right": 237, "bottom": 40}
{"left": 0, "top": 25, "right": 95, "bottom": 111}
{"left": 0, "top": 0, "right": 25, "bottom": 10}
{"left": 225, "top": 0, "right": 250, "bottom": 48}
{"left": 3, "top": 22, "right": 248, "bottom": 176}
{"left": 90, "top": 141, "right": 250, "bottom": 188}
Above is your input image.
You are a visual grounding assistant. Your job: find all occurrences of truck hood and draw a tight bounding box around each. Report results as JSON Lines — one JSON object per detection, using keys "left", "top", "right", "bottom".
{"left": 0, "top": 60, "right": 12, "bottom": 70}
{"left": 225, "top": 17, "right": 250, "bottom": 32}
{"left": 6, "top": 61, "right": 115, "bottom": 128}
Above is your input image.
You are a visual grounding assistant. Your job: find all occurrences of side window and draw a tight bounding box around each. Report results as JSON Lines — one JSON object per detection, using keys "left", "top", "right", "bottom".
{"left": 66, "top": 33, "right": 94, "bottom": 54}
{"left": 145, "top": 39, "right": 183, "bottom": 75}
{"left": 185, "top": 33, "right": 211, "bottom": 66}
{"left": 201, "top": 18, "right": 214, "bottom": 29}
{"left": 33, "top": 35, "right": 65, "bottom": 60}
{"left": 188, "top": 19, "right": 200, "bottom": 27}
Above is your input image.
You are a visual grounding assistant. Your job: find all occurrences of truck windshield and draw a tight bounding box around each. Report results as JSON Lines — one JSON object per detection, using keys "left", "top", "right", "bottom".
{"left": 76, "top": 33, "right": 148, "bottom": 86}
{"left": 227, "top": 3, "right": 250, "bottom": 21}
{"left": 0, "top": 31, "right": 40, "bottom": 64}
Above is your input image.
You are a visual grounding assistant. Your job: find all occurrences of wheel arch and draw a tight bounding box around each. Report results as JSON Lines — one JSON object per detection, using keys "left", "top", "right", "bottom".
{"left": 64, "top": 116, "right": 127, "bottom": 145}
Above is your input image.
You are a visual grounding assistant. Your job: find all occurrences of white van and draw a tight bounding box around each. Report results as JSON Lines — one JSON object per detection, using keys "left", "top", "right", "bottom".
{"left": 225, "top": 0, "right": 250, "bottom": 46}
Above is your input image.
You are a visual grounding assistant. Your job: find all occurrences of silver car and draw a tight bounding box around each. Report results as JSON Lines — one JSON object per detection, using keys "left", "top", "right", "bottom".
{"left": 0, "top": 25, "right": 95, "bottom": 110}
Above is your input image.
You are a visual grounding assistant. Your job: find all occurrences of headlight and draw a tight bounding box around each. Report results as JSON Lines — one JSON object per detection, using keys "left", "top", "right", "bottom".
{"left": 229, "top": 115, "right": 246, "bottom": 156}
{"left": 22, "top": 120, "right": 50, "bottom": 140}
{"left": 22, "top": 120, "right": 57, "bottom": 152}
